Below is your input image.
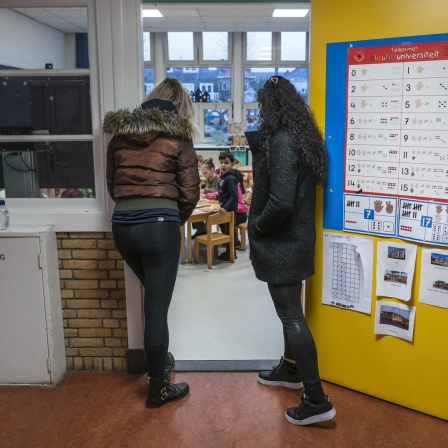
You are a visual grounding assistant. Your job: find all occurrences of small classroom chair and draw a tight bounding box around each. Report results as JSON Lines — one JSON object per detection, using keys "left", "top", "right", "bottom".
{"left": 237, "top": 222, "right": 248, "bottom": 251}
{"left": 194, "top": 212, "right": 235, "bottom": 269}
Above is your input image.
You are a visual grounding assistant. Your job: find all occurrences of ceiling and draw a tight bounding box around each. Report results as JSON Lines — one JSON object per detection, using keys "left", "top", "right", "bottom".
{"left": 143, "top": 2, "right": 310, "bottom": 32}
{"left": 11, "top": 2, "right": 310, "bottom": 34}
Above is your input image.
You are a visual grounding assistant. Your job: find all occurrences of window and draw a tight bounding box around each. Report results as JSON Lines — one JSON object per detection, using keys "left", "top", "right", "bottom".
{"left": 0, "top": 7, "right": 95, "bottom": 200}
{"left": 203, "top": 32, "right": 228, "bottom": 61}
{"left": 146, "top": 30, "right": 309, "bottom": 141}
{"left": 167, "top": 32, "right": 194, "bottom": 61}
{"left": 143, "top": 32, "right": 151, "bottom": 62}
{"left": 244, "top": 67, "right": 309, "bottom": 101}
{"left": 167, "top": 67, "right": 231, "bottom": 103}
{"left": 281, "top": 32, "right": 307, "bottom": 61}
{"left": 246, "top": 32, "right": 272, "bottom": 62}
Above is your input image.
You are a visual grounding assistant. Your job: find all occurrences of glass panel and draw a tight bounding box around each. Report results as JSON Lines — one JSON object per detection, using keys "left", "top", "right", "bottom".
{"left": 245, "top": 108, "right": 261, "bottom": 131}
{"left": 143, "top": 32, "right": 151, "bottom": 62}
{"left": 281, "top": 32, "right": 306, "bottom": 61}
{"left": 144, "top": 68, "right": 154, "bottom": 96}
{"left": 0, "top": 76, "right": 92, "bottom": 135}
{"left": 243, "top": 67, "right": 309, "bottom": 102}
{"left": 246, "top": 32, "right": 272, "bottom": 61}
{"left": 168, "top": 32, "right": 194, "bottom": 61}
{"left": 0, "top": 141, "right": 95, "bottom": 198}
{"left": 203, "top": 32, "right": 228, "bottom": 61}
{"left": 203, "top": 109, "right": 228, "bottom": 143}
{"left": 0, "top": 7, "right": 88, "bottom": 70}
{"left": 166, "top": 67, "right": 231, "bottom": 102}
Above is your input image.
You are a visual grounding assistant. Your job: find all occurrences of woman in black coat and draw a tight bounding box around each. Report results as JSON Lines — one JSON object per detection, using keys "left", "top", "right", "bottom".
{"left": 248, "top": 76, "right": 336, "bottom": 426}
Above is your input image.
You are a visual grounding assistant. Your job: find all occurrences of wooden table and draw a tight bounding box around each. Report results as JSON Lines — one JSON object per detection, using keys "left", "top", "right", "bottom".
{"left": 181, "top": 200, "right": 220, "bottom": 264}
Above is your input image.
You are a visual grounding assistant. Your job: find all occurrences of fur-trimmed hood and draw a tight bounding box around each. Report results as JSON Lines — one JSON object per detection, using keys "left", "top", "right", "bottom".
{"left": 102, "top": 107, "right": 195, "bottom": 141}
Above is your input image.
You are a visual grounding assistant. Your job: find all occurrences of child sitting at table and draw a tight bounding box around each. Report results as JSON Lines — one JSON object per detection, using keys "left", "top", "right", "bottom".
{"left": 200, "top": 158, "right": 220, "bottom": 196}
{"left": 243, "top": 180, "right": 254, "bottom": 207}
{"left": 192, "top": 158, "right": 219, "bottom": 238}
{"left": 235, "top": 170, "right": 249, "bottom": 250}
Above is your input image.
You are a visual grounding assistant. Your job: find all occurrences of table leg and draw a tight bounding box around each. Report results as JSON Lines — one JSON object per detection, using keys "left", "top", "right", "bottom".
{"left": 187, "top": 220, "right": 193, "bottom": 263}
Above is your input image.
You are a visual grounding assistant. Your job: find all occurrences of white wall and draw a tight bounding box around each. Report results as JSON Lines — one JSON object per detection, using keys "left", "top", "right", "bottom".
{"left": 0, "top": 9, "right": 66, "bottom": 69}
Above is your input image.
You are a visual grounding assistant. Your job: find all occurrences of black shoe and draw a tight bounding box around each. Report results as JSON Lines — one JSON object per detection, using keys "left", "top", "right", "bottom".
{"left": 257, "top": 357, "right": 303, "bottom": 390}
{"left": 166, "top": 352, "right": 175, "bottom": 375}
{"left": 146, "top": 377, "right": 189, "bottom": 409}
{"left": 217, "top": 251, "right": 237, "bottom": 261}
{"left": 192, "top": 230, "right": 206, "bottom": 239}
{"left": 285, "top": 394, "right": 336, "bottom": 426}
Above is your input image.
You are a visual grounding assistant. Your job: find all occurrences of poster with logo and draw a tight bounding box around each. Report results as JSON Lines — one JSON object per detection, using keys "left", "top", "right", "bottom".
{"left": 343, "top": 41, "right": 448, "bottom": 246}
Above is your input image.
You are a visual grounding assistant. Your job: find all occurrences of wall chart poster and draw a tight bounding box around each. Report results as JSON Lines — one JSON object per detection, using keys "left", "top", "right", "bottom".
{"left": 343, "top": 40, "right": 448, "bottom": 246}
{"left": 374, "top": 300, "right": 416, "bottom": 342}
{"left": 322, "top": 232, "right": 373, "bottom": 314}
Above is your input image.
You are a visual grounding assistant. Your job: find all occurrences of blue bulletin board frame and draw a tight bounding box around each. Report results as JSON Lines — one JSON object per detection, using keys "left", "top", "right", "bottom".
{"left": 323, "top": 33, "right": 448, "bottom": 230}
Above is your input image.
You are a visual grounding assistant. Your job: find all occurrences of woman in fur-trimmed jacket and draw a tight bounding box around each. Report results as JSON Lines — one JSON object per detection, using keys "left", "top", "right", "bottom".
{"left": 103, "top": 78, "right": 199, "bottom": 409}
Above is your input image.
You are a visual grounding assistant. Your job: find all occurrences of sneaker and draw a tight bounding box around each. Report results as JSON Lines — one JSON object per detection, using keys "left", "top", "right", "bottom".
{"left": 257, "top": 357, "right": 303, "bottom": 390}
{"left": 217, "top": 251, "right": 237, "bottom": 261}
{"left": 285, "top": 393, "right": 336, "bottom": 426}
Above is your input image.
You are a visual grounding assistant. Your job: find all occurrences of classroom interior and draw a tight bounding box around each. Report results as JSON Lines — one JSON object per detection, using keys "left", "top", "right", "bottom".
{"left": 0, "top": 0, "right": 447, "bottom": 446}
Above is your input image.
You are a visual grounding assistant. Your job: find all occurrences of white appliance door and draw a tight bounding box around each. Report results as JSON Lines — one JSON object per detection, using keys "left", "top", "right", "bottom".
{"left": 0, "top": 237, "right": 50, "bottom": 384}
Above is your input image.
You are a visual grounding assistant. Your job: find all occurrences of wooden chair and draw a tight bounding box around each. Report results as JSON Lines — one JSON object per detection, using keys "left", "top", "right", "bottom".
{"left": 193, "top": 212, "right": 235, "bottom": 269}
{"left": 237, "top": 222, "right": 248, "bottom": 251}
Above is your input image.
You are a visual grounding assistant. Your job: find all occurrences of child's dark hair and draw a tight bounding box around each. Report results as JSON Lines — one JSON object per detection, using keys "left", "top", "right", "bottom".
{"left": 202, "top": 158, "right": 215, "bottom": 169}
{"left": 236, "top": 169, "right": 245, "bottom": 193}
{"left": 218, "top": 151, "right": 235, "bottom": 164}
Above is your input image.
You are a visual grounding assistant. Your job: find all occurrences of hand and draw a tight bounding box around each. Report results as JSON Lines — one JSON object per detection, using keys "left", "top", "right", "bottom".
{"left": 374, "top": 200, "right": 383, "bottom": 212}
{"left": 219, "top": 208, "right": 226, "bottom": 214}
{"left": 386, "top": 201, "right": 393, "bottom": 214}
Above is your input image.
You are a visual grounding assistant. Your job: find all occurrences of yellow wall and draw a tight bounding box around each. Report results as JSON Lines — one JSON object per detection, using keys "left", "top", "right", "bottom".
{"left": 308, "top": 0, "right": 448, "bottom": 420}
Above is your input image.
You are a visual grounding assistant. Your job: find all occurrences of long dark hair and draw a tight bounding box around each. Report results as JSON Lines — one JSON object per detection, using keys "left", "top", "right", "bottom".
{"left": 258, "top": 76, "right": 327, "bottom": 183}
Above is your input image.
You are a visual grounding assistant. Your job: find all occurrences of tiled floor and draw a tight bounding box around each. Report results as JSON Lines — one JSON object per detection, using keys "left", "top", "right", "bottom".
{"left": 1, "top": 371, "right": 446, "bottom": 448}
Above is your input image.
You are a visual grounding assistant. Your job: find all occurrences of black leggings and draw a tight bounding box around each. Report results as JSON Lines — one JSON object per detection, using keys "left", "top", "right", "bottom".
{"left": 112, "top": 222, "right": 180, "bottom": 378}
{"left": 268, "top": 282, "right": 325, "bottom": 401}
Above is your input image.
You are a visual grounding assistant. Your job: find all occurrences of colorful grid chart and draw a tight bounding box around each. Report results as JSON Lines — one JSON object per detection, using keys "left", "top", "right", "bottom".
{"left": 344, "top": 41, "right": 448, "bottom": 245}
{"left": 344, "top": 193, "right": 397, "bottom": 236}
{"left": 399, "top": 198, "right": 448, "bottom": 244}
{"left": 331, "top": 242, "right": 361, "bottom": 305}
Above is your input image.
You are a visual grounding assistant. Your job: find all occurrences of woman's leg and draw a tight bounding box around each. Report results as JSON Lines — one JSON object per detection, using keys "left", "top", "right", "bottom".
{"left": 113, "top": 222, "right": 180, "bottom": 378}
{"left": 267, "top": 281, "right": 325, "bottom": 403}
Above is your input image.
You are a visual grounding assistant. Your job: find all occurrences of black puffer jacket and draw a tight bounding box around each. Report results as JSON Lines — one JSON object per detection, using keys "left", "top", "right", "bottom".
{"left": 248, "top": 130, "right": 317, "bottom": 284}
{"left": 103, "top": 105, "right": 199, "bottom": 225}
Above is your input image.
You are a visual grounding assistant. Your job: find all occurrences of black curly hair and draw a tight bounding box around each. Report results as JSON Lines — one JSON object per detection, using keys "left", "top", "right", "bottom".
{"left": 258, "top": 76, "right": 328, "bottom": 183}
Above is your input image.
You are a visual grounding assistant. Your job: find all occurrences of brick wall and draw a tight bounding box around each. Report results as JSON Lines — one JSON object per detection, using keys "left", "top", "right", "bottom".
{"left": 57, "top": 232, "right": 128, "bottom": 371}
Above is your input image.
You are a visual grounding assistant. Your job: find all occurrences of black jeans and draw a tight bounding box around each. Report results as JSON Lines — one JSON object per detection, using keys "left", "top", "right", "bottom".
{"left": 268, "top": 281, "right": 325, "bottom": 400}
{"left": 112, "top": 221, "right": 180, "bottom": 378}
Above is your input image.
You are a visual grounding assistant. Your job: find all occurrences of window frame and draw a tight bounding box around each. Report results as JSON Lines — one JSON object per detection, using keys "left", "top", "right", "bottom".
{"left": 0, "top": 0, "right": 107, "bottom": 231}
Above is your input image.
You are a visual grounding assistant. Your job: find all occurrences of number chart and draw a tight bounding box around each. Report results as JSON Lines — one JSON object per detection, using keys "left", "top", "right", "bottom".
{"left": 343, "top": 40, "right": 448, "bottom": 246}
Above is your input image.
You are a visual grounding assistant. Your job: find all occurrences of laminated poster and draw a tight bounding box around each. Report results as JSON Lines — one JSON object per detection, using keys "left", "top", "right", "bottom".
{"left": 374, "top": 300, "right": 416, "bottom": 342}
{"left": 376, "top": 241, "right": 417, "bottom": 301}
{"left": 322, "top": 232, "right": 373, "bottom": 314}
{"left": 418, "top": 246, "right": 448, "bottom": 308}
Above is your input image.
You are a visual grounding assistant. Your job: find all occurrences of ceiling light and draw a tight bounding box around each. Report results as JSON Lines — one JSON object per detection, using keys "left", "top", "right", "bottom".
{"left": 143, "top": 9, "right": 163, "bottom": 18}
{"left": 273, "top": 9, "right": 309, "bottom": 18}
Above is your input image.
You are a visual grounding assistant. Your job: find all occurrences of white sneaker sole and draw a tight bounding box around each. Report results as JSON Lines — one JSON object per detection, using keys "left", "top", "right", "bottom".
{"left": 257, "top": 376, "right": 304, "bottom": 390}
{"left": 285, "top": 407, "right": 336, "bottom": 426}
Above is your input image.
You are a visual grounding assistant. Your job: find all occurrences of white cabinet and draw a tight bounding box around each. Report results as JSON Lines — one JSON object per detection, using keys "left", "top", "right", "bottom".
{"left": 0, "top": 226, "right": 66, "bottom": 385}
